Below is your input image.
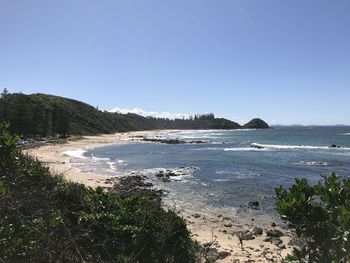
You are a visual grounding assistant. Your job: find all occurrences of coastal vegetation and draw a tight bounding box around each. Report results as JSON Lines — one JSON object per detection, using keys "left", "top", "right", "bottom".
{"left": 0, "top": 92, "right": 268, "bottom": 138}
{"left": 0, "top": 122, "right": 197, "bottom": 262}
{"left": 276, "top": 174, "right": 350, "bottom": 262}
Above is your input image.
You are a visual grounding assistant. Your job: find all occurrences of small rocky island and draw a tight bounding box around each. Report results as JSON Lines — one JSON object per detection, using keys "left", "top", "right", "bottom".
{"left": 243, "top": 118, "right": 269, "bottom": 129}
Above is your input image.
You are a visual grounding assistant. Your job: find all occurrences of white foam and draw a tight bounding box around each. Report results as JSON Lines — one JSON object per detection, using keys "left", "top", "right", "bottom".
{"left": 92, "top": 156, "right": 110, "bottom": 161}
{"left": 63, "top": 149, "right": 88, "bottom": 159}
{"left": 297, "top": 161, "right": 328, "bottom": 167}
{"left": 106, "top": 161, "right": 117, "bottom": 171}
{"left": 224, "top": 147, "right": 268, "bottom": 152}
{"left": 339, "top": 133, "right": 350, "bottom": 136}
{"left": 250, "top": 143, "right": 350, "bottom": 151}
{"left": 213, "top": 179, "right": 230, "bottom": 182}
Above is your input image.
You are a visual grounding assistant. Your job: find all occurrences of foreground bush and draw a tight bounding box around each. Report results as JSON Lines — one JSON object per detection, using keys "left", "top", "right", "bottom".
{"left": 0, "top": 123, "right": 196, "bottom": 262}
{"left": 275, "top": 174, "right": 350, "bottom": 262}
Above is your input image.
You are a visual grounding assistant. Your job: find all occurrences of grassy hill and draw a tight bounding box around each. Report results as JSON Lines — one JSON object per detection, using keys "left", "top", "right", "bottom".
{"left": 0, "top": 92, "right": 267, "bottom": 137}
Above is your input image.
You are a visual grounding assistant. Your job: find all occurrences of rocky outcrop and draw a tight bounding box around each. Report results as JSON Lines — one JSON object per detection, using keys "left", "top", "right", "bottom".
{"left": 243, "top": 118, "right": 269, "bottom": 129}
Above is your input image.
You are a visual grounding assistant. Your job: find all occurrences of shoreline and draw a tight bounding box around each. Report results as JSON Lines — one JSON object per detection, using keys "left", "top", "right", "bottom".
{"left": 26, "top": 130, "right": 294, "bottom": 262}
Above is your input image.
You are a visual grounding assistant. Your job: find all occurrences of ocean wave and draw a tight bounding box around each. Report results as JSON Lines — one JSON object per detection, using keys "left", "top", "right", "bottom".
{"left": 250, "top": 143, "right": 329, "bottom": 150}
{"left": 213, "top": 178, "right": 230, "bottom": 182}
{"left": 250, "top": 143, "right": 350, "bottom": 151}
{"left": 63, "top": 149, "right": 88, "bottom": 159}
{"left": 106, "top": 161, "right": 117, "bottom": 171}
{"left": 215, "top": 170, "right": 261, "bottom": 179}
{"left": 339, "top": 133, "right": 350, "bottom": 136}
{"left": 224, "top": 147, "right": 268, "bottom": 152}
{"left": 297, "top": 161, "right": 328, "bottom": 167}
{"left": 191, "top": 147, "right": 221, "bottom": 151}
{"left": 173, "top": 129, "right": 255, "bottom": 140}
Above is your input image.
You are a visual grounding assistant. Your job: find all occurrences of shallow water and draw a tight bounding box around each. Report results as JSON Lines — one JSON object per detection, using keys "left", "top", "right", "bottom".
{"left": 84, "top": 126, "right": 350, "bottom": 218}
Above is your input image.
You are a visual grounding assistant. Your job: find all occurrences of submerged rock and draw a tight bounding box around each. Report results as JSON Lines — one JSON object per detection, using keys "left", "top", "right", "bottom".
{"left": 250, "top": 144, "right": 264, "bottom": 149}
{"left": 150, "top": 166, "right": 200, "bottom": 182}
{"left": 142, "top": 137, "right": 207, "bottom": 144}
{"left": 248, "top": 200, "right": 260, "bottom": 209}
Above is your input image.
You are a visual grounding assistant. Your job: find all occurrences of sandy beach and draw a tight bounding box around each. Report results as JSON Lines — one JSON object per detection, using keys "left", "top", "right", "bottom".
{"left": 26, "top": 130, "right": 294, "bottom": 262}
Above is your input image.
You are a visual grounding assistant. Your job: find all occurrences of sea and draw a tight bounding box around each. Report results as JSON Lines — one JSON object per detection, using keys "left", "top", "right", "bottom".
{"left": 71, "top": 126, "right": 350, "bottom": 221}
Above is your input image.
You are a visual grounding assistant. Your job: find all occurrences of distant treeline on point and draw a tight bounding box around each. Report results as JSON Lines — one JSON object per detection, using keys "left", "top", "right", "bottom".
{"left": 0, "top": 90, "right": 268, "bottom": 138}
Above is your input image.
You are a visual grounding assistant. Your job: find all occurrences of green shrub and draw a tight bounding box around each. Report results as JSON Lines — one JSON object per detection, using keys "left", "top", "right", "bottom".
{"left": 0, "top": 122, "right": 196, "bottom": 262}
{"left": 275, "top": 174, "right": 350, "bottom": 262}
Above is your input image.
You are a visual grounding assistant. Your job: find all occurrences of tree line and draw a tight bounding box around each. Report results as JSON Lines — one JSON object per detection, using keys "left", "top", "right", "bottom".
{"left": 1, "top": 89, "right": 70, "bottom": 138}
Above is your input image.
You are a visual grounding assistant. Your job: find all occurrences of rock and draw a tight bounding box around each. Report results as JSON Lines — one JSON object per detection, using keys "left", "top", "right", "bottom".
{"left": 253, "top": 226, "right": 263, "bottom": 236}
{"left": 271, "top": 222, "right": 276, "bottom": 227}
{"left": 193, "top": 213, "right": 201, "bottom": 218}
{"left": 202, "top": 242, "right": 212, "bottom": 247}
{"left": 248, "top": 200, "right": 260, "bottom": 209}
{"left": 265, "top": 253, "right": 273, "bottom": 260}
{"left": 162, "top": 177, "right": 171, "bottom": 183}
{"left": 266, "top": 229, "right": 284, "bottom": 238}
{"left": 329, "top": 144, "right": 340, "bottom": 148}
{"left": 155, "top": 172, "right": 164, "bottom": 177}
{"left": 272, "top": 237, "right": 283, "bottom": 246}
{"left": 142, "top": 137, "right": 206, "bottom": 144}
{"left": 241, "top": 232, "right": 255, "bottom": 240}
{"left": 205, "top": 248, "right": 231, "bottom": 262}
{"left": 243, "top": 118, "right": 269, "bottom": 129}
{"left": 218, "top": 251, "right": 231, "bottom": 259}
{"left": 277, "top": 243, "right": 286, "bottom": 250}
{"left": 250, "top": 144, "right": 264, "bottom": 149}
{"left": 224, "top": 223, "right": 233, "bottom": 228}
{"left": 263, "top": 237, "right": 274, "bottom": 243}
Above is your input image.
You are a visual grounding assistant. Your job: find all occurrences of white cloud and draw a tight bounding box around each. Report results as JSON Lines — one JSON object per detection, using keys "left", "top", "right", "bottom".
{"left": 109, "top": 107, "right": 190, "bottom": 120}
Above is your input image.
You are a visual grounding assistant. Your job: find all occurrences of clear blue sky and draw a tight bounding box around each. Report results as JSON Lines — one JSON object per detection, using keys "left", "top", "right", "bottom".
{"left": 1, "top": 0, "right": 349, "bottom": 125}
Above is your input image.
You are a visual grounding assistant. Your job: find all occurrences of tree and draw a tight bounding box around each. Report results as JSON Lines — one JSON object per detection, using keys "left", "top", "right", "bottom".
{"left": 51, "top": 103, "right": 59, "bottom": 137}
{"left": 1, "top": 88, "right": 9, "bottom": 121}
{"left": 275, "top": 173, "right": 350, "bottom": 262}
{"left": 57, "top": 107, "right": 69, "bottom": 138}
{"left": 1, "top": 88, "right": 8, "bottom": 98}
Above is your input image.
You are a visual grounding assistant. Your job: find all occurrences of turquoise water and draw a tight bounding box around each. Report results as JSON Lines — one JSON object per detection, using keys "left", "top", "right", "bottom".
{"left": 86, "top": 126, "right": 350, "bottom": 216}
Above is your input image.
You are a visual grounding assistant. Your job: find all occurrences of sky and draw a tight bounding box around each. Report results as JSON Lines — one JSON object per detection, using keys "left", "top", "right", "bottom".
{"left": 0, "top": 0, "right": 349, "bottom": 125}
